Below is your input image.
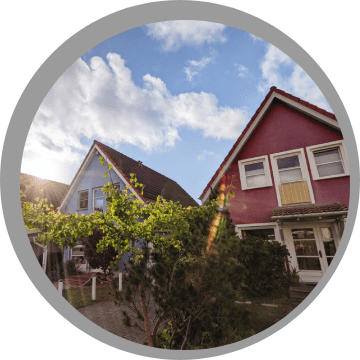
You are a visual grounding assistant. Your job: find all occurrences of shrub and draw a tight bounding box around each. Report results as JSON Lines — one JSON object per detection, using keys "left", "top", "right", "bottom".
{"left": 65, "top": 258, "right": 82, "bottom": 276}
{"left": 237, "top": 236, "right": 290, "bottom": 297}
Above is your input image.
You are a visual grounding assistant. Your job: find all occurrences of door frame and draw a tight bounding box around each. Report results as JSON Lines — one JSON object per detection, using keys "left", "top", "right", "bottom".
{"left": 282, "top": 220, "right": 341, "bottom": 283}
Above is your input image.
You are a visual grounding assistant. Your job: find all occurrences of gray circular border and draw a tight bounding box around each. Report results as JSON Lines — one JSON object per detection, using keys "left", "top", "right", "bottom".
{"left": 1, "top": 1, "right": 358, "bottom": 358}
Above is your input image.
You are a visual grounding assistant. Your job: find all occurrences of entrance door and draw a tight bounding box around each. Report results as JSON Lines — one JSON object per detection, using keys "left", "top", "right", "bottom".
{"left": 283, "top": 222, "right": 340, "bottom": 283}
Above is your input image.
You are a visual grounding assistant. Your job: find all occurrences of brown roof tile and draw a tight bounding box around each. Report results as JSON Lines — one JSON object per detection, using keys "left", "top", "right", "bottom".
{"left": 271, "top": 203, "right": 348, "bottom": 217}
{"left": 20, "top": 173, "right": 70, "bottom": 210}
{"left": 95, "top": 141, "right": 198, "bottom": 207}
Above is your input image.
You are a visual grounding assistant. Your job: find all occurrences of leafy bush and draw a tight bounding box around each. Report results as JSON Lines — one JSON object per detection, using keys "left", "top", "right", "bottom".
{"left": 65, "top": 258, "right": 81, "bottom": 276}
{"left": 81, "top": 228, "right": 118, "bottom": 278}
{"left": 47, "top": 252, "right": 64, "bottom": 282}
{"left": 237, "top": 236, "right": 290, "bottom": 297}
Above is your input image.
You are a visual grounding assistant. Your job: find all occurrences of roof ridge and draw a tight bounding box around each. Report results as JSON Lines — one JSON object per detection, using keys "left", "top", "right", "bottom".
{"left": 20, "top": 172, "right": 70, "bottom": 187}
{"left": 199, "top": 86, "right": 337, "bottom": 200}
{"left": 94, "top": 140, "right": 175, "bottom": 182}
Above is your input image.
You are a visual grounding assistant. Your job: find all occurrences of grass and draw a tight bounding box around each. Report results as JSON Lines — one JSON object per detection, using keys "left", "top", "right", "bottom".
{"left": 63, "top": 286, "right": 114, "bottom": 309}
{"left": 242, "top": 295, "right": 298, "bottom": 335}
{"left": 62, "top": 283, "right": 298, "bottom": 343}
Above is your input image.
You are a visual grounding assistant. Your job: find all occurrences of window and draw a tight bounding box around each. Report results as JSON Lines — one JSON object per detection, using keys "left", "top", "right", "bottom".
{"left": 242, "top": 228, "right": 276, "bottom": 241}
{"left": 71, "top": 245, "right": 86, "bottom": 264}
{"left": 239, "top": 156, "right": 272, "bottom": 190}
{"left": 78, "top": 190, "right": 88, "bottom": 210}
{"left": 306, "top": 140, "right": 349, "bottom": 180}
{"left": 270, "top": 149, "right": 314, "bottom": 207}
{"left": 93, "top": 184, "right": 120, "bottom": 213}
{"left": 93, "top": 188, "right": 105, "bottom": 212}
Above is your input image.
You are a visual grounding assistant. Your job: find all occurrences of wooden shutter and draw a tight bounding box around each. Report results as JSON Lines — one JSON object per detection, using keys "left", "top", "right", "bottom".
{"left": 279, "top": 181, "right": 311, "bottom": 205}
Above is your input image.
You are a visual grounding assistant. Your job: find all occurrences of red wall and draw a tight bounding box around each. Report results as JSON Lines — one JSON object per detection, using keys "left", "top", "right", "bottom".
{"left": 220, "top": 101, "right": 350, "bottom": 225}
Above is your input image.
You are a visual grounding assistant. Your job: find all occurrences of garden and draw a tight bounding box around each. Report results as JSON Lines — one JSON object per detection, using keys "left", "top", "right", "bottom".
{"left": 22, "top": 166, "right": 300, "bottom": 349}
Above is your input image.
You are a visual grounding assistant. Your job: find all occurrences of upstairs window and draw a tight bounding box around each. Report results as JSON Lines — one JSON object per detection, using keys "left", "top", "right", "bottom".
{"left": 306, "top": 140, "right": 349, "bottom": 180}
{"left": 239, "top": 156, "right": 272, "bottom": 190}
{"left": 93, "top": 188, "right": 104, "bottom": 213}
{"left": 78, "top": 190, "right": 88, "bottom": 210}
{"left": 93, "top": 184, "right": 120, "bottom": 213}
{"left": 277, "top": 155, "right": 302, "bottom": 183}
{"left": 270, "top": 149, "right": 314, "bottom": 207}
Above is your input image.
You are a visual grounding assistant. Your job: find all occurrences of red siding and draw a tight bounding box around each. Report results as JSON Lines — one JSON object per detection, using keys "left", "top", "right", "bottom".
{"left": 220, "top": 102, "right": 350, "bottom": 225}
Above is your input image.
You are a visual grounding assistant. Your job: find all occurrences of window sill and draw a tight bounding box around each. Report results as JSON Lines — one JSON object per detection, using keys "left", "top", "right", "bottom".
{"left": 242, "top": 184, "right": 273, "bottom": 191}
{"left": 313, "top": 173, "right": 350, "bottom": 181}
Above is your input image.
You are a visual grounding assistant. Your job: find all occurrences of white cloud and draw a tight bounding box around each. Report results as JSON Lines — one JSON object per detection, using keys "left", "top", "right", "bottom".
{"left": 249, "top": 33, "right": 263, "bottom": 43}
{"left": 144, "top": 21, "right": 227, "bottom": 51}
{"left": 258, "top": 44, "right": 331, "bottom": 111}
{"left": 235, "top": 63, "right": 249, "bottom": 77}
{"left": 23, "top": 53, "right": 248, "bottom": 182}
{"left": 197, "top": 150, "right": 214, "bottom": 161}
{"left": 184, "top": 56, "right": 212, "bottom": 81}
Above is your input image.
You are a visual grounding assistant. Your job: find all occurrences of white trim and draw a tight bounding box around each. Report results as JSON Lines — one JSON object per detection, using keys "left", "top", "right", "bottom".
{"left": 94, "top": 144, "right": 143, "bottom": 202}
{"left": 306, "top": 140, "right": 350, "bottom": 180}
{"left": 238, "top": 155, "right": 273, "bottom": 190}
{"left": 201, "top": 92, "right": 340, "bottom": 204}
{"left": 235, "top": 222, "right": 278, "bottom": 229}
{"left": 78, "top": 189, "right": 89, "bottom": 210}
{"left": 93, "top": 186, "right": 105, "bottom": 213}
{"left": 270, "top": 148, "right": 315, "bottom": 207}
{"left": 58, "top": 144, "right": 143, "bottom": 213}
{"left": 235, "top": 222, "right": 282, "bottom": 244}
{"left": 274, "top": 93, "right": 340, "bottom": 130}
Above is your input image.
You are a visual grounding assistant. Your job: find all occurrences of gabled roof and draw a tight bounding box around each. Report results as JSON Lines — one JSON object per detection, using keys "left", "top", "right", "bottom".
{"left": 271, "top": 203, "right": 348, "bottom": 219}
{"left": 95, "top": 141, "right": 198, "bottom": 207}
{"left": 20, "top": 173, "right": 70, "bottom": 209}
{"left": 58, "top": 141, "right": 198, "bottom": 212}
{"left": 200, "top": 87, "right": 340, "bottom": 203}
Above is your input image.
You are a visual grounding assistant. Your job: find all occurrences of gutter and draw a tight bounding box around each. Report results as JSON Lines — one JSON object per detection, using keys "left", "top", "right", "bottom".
{"left": 271, "top": 210, "right": 348, "bottom": 220}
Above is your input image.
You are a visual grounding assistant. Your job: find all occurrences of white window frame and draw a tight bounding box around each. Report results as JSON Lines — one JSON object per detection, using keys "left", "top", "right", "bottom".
{"left": 270, "top": 148, "right": 315, "bottom": 207}
{"left": 238, "top": 155, "right": 273, "bottom": 190}
{"left": 306, "top": 140, "right": 350, "bottom": 180}
{"left": 92, "top": 184, "right": 120, "bottom": 213}
{"left": 78, "top": 190, "right": 89, "bottom": 210}
{"left": 235, "top": 222, "right": 282, "bottom": 244}
{"left": 93, "top": 187, "right": 105, "bottom": 213}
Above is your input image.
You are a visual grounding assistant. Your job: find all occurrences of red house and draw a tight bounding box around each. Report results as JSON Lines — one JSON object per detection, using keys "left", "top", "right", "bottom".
{"left": 200, "top": 87, "right": 349, "bottom": 284}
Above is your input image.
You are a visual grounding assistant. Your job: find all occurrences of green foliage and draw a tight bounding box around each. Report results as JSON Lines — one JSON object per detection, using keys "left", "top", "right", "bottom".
{"left": 65, "top": 259, "right": 81, "bottom": 276}
{"left": 237, "top": 235, "right": 290, "bottom": 297}
{"left": 81, "top": 228, "right": 118, "bottom": 277}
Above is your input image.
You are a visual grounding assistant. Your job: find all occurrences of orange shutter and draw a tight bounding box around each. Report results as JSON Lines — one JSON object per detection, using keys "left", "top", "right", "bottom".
{"left": 279, "top": 181, "right": 311, "bottom": 205}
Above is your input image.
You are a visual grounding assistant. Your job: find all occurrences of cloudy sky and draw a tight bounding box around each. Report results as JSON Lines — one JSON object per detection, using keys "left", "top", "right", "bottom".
{"left": 21, "top": 21, "right": 331, "bottom": 203}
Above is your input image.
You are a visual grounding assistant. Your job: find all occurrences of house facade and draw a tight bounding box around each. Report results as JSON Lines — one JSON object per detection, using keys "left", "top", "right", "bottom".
{"left": 58, "top": 140, "right": 198, "bottom": 272}
{"left": 200, "top": 87, "right": 349, "bottom": 284}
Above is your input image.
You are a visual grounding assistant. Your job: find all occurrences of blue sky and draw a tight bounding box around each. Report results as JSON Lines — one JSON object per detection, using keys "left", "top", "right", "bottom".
{"left": 21, "top": 21, "right": 331, "bottom": 204}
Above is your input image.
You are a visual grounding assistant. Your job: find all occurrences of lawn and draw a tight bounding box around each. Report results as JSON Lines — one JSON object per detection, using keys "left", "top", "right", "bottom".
{"left": 63, "top": 284, "right": 299, "bottom": 344}
{"left": 63, "top": 286, "right": 113, "bottom": 309}
{"left": 240, "top": 295, "right": 298, "bottom": 335}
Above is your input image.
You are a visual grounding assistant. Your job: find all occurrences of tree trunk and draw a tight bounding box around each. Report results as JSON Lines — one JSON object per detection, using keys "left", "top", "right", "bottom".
{"left": 139, "top": 284, "right": 154, "bottom": 347}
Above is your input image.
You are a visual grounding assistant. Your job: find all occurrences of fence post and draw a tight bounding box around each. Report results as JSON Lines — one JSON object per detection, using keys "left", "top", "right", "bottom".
{"left": 92, "top": 275, "right": 96, "bottom": 300}
{"left": 58, "top": 280, "right": 63, "bottom": 295}
{"left": 119, "top": 272, "right": 122, "bottom": 291}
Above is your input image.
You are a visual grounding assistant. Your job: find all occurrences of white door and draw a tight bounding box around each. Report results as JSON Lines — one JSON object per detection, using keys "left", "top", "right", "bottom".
{"left": 283, "top": 222, "right": 340, "bottom": 283}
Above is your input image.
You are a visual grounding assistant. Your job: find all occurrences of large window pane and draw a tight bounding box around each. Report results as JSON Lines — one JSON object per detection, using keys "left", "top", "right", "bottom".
{"left": 314, "top": 149, "right": 341, "bottom": 165}
{"left": 279, "top": 168, "right": 302, "bottom": 183}
{"left": 317, "top": 162, "right": 344, "bottom": 177}
{"left": 246, "top": 174, "right": 266, "bottom": 187}
{"left": 292, "top": 229, "right": 315, "bottom": 240}
{"left": 242, "top": 228, "right": 275, "bottom": 241}
{"left": 245, "top": 162, "right": 264, "bottom": 176}
{"left": 323, "top": 240, "right": 336, "bottom": 257}
{"left": 277, "top": 155, "right": 300, "bottom": 169}
{"left": 297, "top": 257, "right": 321, "bottom": 271}
{"left": 294, "top": 240, "right": 318, "bottom": 256}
